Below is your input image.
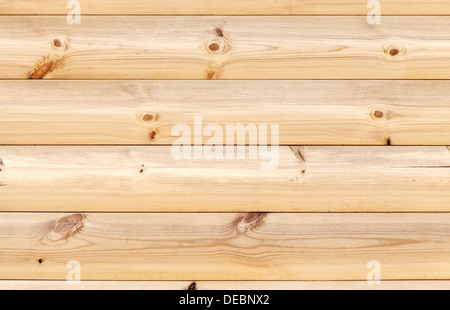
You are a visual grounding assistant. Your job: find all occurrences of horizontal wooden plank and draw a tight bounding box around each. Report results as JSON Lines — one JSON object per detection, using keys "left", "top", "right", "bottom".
{"left": 1, "top": 213, "right": 450, "bottom": 280}
{"left": 1, "top": 0, "right": 450, "bottom": 15}
{"left": 3, "top": 80, "right": 450, "bottom": 145}
{"left": 1, "top": 146, "right": 450, "bottom": 212}
{"left": 0, "top": 0, "right": 450, "bottom": 15}
{"left": 1, "top": 280, "right": 450, "bottom": 290}
{"left": 2, "top": 16, "right": 450, "bottom": 79}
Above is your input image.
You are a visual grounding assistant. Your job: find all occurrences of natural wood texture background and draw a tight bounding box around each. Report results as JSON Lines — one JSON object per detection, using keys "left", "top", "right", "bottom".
{"left": 1, "top": 146, "right": 449, "bottom": 212}
{"left": 3, "top": 80, "right": 450, "bottom": 145}
{"left": 1, "top": 0, "right": 449, "bottom": 15}
{"left": 3, "top": 16, "right": 450, "bottom": 79}
{"left": 2, "top": 0, "right": 450, "bottom": 289}
{"left": 1, "top": 212, "right": 450, "bottom": 280}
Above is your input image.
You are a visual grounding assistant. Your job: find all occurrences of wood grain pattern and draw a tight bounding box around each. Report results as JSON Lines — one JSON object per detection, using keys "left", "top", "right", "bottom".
{"left": 1, "top": 0, "right": 450, "bottom": 289}
{"left": 1, "top": 0, "right": 449, "bottom": 15}
{"left": 1, "top": 146, "right": 450, "bottom": 212}
{"left": 1, "top": 212, "right": 450, "bottom": 280}
{"left": 3, "top": 80, "right": 450, "bottom": 145}
{"left": 3, "top": 16, "right": 450, "bottom": 79}
{"left": 1, "top": 280, "right": 450, "bottom": 290}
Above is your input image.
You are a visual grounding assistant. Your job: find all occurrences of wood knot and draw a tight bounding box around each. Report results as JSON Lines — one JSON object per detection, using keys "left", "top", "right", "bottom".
{"left": 203, "top": 39, "right": 231, "bottom": 55}
{"left": 29, "top": 56, "right": 60, "bottom": 79}
{"left": 37, "top": 258, "right": 44, "bottom": 264}
{"left": 371, "top": 108, "right": 391, "bottom": 121}
{"left": 51, "top": 37, "right": 69, "bottom": 51}
{"left": 215, "top": 28, "right": 224, "bottom": 37}
{"left": 383, "top": 43, "right": 406, "bottom": 58}
{"left": 373, "top": 110, "right": 384, "bottom": 118}
{"left": 208, "top": 42, "right": 220, "bottom": 52}
{"left": 137, "top": 111, "right": 158, "bottom": 123}
{"left": 142, "top": 114, "right": 153, "bottom": 122}
{"left": 46, "top": 214, "right": 85, "bottom": 241}
{"left": 149, "top": 129, "right": 158, "bottom": 141}
{"left": 389, "top": 48, "right": 399, "bottom": 56}
{"left": 233, "top": 213, "right": 268, "bottom": 233}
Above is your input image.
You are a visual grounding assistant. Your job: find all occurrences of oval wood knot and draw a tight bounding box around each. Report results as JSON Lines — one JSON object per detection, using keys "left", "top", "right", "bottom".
{"left": 136, "top": 111, "right": 158, "bottom": 123}
{"left": 203, "top": 39, "right": 231, "bottom": 55}
{"left": 370, "top": 107, "right": 391, "bottom": 121}
{"left": 29, "top": 56, "right": 61, "bottom": 79}
{"left": 149, "top": 128, "right": 158, "bottom": 141}
{"left": 51, "top": 37, "right": 69, "bottom": 51}
{"left": 215, "top": 28, "right": 224, "bottom": 37}
{"left": 233, "top": 213, "right": 268, "bottom": 233}
{"left": 46, "top": 214, "right": 86, "bottom": 241}
{"left": 383, "top": 42, "right": 407, "bottom": 58}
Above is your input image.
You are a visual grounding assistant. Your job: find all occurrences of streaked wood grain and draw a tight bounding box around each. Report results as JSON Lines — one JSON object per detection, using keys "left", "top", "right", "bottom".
{"left": 0, "top": 0, "right": 449, "bottom": 15}
{"left": 1, "top": 146, "right": 450, "bottom": 212}
{"left": 1, "top": 213, "right": 450, "bottom": 280}
{"left": 3, "top": 80, "right": 450, "bottom": 145}
{"left": 2, "top": 16, "right": 450, "bottom": 79}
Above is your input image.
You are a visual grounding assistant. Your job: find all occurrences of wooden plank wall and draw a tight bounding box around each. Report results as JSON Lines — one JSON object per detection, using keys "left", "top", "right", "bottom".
{"left": 1, "top": 0, "right": 450, "bottom": 290}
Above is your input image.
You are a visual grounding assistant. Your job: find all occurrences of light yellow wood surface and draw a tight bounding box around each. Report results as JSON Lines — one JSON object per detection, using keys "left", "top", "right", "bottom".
{"left": 1, "top": 0, "right": 450, "bottom": 290}
{"left": 1, "top": 213, "right": 450, "bottom": 280}
{"left": 0, "top": 0, "right": 449, "bottom": 15}
{"left": 3, "top": 17, "right": 450, "bottom": 79}
{"left": 3, "top": 80, "right": 450, "bottom": 145}
{"left": 1, "top": 280, "right": 449, "bottom": 290}
{"left": 1, "top": 146, "right": 450, "bottom": 212}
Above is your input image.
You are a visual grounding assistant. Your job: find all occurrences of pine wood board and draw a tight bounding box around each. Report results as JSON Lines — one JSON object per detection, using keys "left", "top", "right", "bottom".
{"left": 2, "top": 80, "right": 450, "bottom": 145}
{"left": 2, "top": 16, "right": 450, "bottom": 79}
{"left": 1, "top": 213, "right": 450, "bottom": 280}
{"left": 0, "top": 280, "right": 448, "bottom": 290}
{"left": 1, "top": 146, "right": 450, "bottom": 212}
{"left": 1, "top": 0, "right": 449, "bottom": 15}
